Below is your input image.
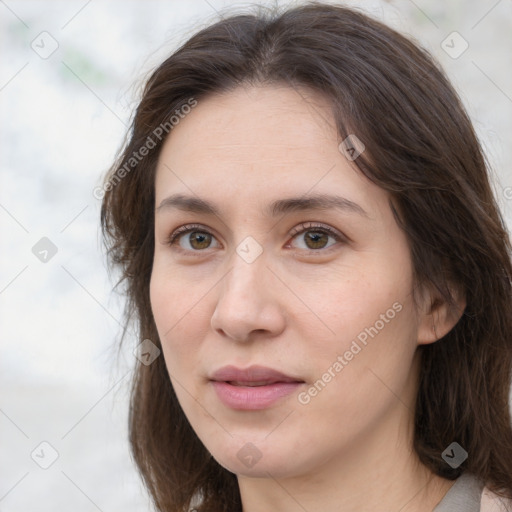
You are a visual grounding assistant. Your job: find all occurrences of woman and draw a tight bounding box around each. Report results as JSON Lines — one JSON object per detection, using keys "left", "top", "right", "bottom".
{"left": 100, "top": 3, "right": 512, "bottom": 511}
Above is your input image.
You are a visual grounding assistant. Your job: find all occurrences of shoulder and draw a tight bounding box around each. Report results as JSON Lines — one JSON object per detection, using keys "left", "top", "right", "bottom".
{"left": 480, "top": 486, "right": 512, "bottom": 512}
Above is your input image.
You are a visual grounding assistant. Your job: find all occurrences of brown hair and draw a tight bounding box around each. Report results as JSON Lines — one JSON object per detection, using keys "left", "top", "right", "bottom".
{"left": 101, "top": 3, "right": 512, "bottom": 511}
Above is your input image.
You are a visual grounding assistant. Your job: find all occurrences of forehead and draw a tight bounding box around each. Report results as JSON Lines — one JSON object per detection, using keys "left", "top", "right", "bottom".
{"left": 162, "top": 85, "right": 334, "bottom": 156}
{"left": 154, "top": 85, "right": 386, "bottom": 218}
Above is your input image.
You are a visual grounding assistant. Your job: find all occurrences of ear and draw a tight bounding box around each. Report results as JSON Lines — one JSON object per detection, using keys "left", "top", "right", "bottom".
{"left": 416, "top": 282, "right": 466, "bottom": 345}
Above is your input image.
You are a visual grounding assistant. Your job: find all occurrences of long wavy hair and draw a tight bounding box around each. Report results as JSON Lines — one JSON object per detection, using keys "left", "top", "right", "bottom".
{"left": 100, "top": 3, "right": 512, "bottom": 511}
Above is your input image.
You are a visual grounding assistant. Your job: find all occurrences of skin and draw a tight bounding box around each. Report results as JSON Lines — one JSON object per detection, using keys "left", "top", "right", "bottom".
{"left": 150, "top": 84, "right": 465, "bottom": 512}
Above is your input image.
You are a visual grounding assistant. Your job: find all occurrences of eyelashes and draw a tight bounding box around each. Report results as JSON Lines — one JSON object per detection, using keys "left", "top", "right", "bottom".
{"left": 165, "top": 221, "right": 347, "bottom": 255}
{"left": 166, "top": 224, "right": 221, "bottom": 252}
{"left": 287, "top": 222, "right": 345, "bottom": 251}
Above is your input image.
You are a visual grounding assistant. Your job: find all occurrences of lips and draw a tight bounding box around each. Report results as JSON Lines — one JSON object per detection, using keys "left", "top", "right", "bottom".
{"left": 210, "top": 365, "right": 304, "bottom": 410}
{"left": 229, "top": 380, "right": 280, "bottom": 387}
{"left": 211, "top": 365, "right": 302, "bottom": 385}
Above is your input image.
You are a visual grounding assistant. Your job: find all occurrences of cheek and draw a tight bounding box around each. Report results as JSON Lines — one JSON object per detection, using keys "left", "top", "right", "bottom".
{"left": 302, "top": 263, "right": 414, "bottom": 351}
{"left": 150, "top": 271, "right": 174, "bottom": 342}
{"left": 335, "top": 293, "right": 417, "bottom": 381}
{"left": 149, "top": 266, "right": 213, "bottom": 385}
{"left": 150, "top": 271, "right": 190, "bottom": 367}
{"left": 295, "top": 296, "right": 418, "bottom": 451}
{"left": 150, "top": 275, "right": 205, "bottom": 423}
{"left": 297, "top": 261, "right": 419, "bottom": 404}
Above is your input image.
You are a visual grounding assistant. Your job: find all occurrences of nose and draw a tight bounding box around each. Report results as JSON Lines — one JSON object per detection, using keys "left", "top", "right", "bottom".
{"left": 210, "top": 249, "right": 287, "bottom": 343}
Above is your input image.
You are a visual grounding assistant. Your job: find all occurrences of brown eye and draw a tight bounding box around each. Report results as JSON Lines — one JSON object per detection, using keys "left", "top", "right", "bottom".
{"left": 289, "top": 223, "right": 343, "bottom": 252}
{"left": 303, "top": 231, "right": 330, "bottom": 249}
{"left": 188, "top": 231, "right": 213, "bottom": 250}
{"left": 167, "top": 224, "right": 220, "bottom": 252}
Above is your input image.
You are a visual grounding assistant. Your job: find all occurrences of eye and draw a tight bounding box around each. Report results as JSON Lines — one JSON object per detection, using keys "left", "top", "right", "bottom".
{"left": 287, "top": 222, "right": 345, "bottom": 251}
{"left": 166, "top": 222, "right": 346, "bottom": 254}
{"left": 166, "top": 224, "right": 220, "bottom": 251}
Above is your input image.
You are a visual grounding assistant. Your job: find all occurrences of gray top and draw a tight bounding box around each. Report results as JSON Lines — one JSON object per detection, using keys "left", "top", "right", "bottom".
{"left": 433, "top": 473, "right": 485, "bottom": 512}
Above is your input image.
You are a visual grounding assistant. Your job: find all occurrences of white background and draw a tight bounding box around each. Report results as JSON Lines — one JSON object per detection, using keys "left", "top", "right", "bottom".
{"left": 1, "top": 0, "right": 511, "bottom": 510}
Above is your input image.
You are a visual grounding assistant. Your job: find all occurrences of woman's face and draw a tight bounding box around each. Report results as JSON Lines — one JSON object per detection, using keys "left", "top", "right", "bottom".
{"left": 150, "top": 84, "right": 431, "bottom": 478}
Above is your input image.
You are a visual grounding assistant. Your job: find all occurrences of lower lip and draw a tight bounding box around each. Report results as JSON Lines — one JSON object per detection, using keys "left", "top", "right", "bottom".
{"left": 211, "top": 381, "right": 302, "bottom": 410}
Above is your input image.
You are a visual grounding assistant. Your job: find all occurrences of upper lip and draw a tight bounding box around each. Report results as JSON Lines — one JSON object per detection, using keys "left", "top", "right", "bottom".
{"left": 210, "top": 365, "right": 304, "bottom": 384}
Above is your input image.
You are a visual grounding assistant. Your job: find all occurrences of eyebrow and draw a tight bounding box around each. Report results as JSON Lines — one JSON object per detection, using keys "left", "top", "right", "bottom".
{"left": 156, "top": 193, "right": 369, "bottom": 219}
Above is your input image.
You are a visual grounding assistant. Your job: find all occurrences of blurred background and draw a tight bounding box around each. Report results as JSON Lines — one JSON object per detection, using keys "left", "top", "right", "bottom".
{"left": 1, "top": 0, "right": 511, "bottom": 510}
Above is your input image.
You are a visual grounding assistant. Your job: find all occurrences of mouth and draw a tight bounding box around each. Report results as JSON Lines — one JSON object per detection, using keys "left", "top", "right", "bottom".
{"left": 209, "top": 365, "right": 305, "bottom": 410}
{"left": 228, "top": 380, "right": 288, "bottom": 387}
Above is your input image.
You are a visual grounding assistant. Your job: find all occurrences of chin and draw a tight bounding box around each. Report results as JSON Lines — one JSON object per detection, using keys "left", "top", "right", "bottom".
{"left": 207, "top": 436, "right": 309, "bottom": 479}
{"left": 214, "top": 452, "right": 291, "bottom": 478}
